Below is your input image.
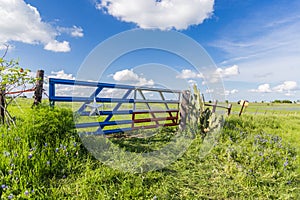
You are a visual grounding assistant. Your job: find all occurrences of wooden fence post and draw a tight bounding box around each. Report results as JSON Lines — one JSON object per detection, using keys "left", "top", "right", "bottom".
{"left": 33, "top": 70, "right": 44, "bottom": 106}
{"left": 239, "top": 101, "right": 246, "bottom": 117}
{"left": 179, "top": 90, "right": 190, "bottom": 130}
{"left": 227, "top": 104, "right": 232, "bottom": 116}
{"left": 0, "top": 89, "right": 5, "bottom": 124}
{"left": 212, "top": 100, "right": 218, "bottom": 113}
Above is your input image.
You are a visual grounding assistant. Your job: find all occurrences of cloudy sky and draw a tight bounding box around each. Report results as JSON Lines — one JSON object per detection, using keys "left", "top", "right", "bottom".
{"left": 1, "top": 0, "right": 299, "bottom": 102}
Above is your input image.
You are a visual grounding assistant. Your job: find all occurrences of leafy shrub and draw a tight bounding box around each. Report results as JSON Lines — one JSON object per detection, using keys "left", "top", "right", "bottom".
{"left": 26, "top": 105, "right": 77, "bottom": 147}
{"left": 0, "top": 106, "right": 86, "bottom": 199}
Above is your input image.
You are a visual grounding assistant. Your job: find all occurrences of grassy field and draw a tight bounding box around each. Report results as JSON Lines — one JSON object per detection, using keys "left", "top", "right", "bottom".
{"left": 231, "top": 101, "right": 300, "bottom": 116}
{"left": 0, "top": 99, "right": 299, "bottom": 199}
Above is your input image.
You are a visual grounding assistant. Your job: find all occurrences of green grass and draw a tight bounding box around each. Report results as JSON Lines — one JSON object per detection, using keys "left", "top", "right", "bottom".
{"left": 0, "top": 100, "right": 299, "bottom": 199}
{"left": 231, "top": 102, "right": 300, "bottom": 116}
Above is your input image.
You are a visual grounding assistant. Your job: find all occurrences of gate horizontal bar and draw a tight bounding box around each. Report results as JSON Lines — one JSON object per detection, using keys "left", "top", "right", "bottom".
{"left": 79, "top": 110, "right": 133, "bottom": 116}
{"left": 133, "top": 109, "right": 179, "bottom": 114}
{"left": 133, "top": 116, "right": 178, "bottom": 123}
{"left": 103, "top": 128, "right": 133, "bottom": 135}
{"left": 132, "top": 123, "right": 178, "bottom": 130}
{"left": 83, "top": 127, "right": 133, "bottom": 135}
{"left": 49, "top": 78, "right": 181, "bottom": 93}
{"left": 75, "top": 120, "right": 132, "bottom": 128}
{"left": 50, "top": 96, "right": 179, "bottom": 104}
{"left": 79, "top": 109, "right": 179, "bottom": 116}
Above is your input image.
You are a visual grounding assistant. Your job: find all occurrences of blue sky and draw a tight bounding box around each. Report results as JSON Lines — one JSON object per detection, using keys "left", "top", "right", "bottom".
{"left": 1, "top": 0, "right": 300, "bottom": 102}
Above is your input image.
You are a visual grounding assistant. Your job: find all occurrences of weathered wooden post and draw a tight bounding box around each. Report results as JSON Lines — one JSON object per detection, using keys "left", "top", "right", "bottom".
{"left": 179, "top": 90, "right": 190, "bottom": 130}
{"left": 33, "top": 70, "right": 44, "bottom": 106}
{"left": 238, "top": 100, "right": 249, "bottom": 117}
{"left": 0, "top": 89, "right": 5, "bottom": 124}
{"left": 239, "top": 101, "right": 246, "bottom": 117}
{"left": 239, "top": 101, "right": 245, "bottom": 116}
{"left": 212, "top": 100, "right": 218, "bottom": 113}
{"left": 227, "top": 103, "right": 232, "bottom": 116}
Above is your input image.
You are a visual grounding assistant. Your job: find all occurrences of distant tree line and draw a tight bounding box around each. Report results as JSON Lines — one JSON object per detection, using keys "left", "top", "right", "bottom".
{"left": 272, "top": 100, "right": 293, "bottom": 104}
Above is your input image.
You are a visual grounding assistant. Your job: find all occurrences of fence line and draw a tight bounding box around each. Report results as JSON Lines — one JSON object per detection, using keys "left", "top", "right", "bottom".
{"left": 205, "top": 100, "right": 232, "bottom": 116}
{"left": 231, "top": 111, "right": 300, "bottom": 117}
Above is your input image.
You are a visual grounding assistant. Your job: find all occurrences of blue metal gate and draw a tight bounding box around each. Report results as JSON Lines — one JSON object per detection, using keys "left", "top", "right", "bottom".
{"left": 49, "top": 78, "right": 182, "bottom": 135}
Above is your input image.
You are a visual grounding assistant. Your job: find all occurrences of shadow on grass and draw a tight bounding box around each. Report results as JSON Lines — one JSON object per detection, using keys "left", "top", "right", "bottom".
{"left": 108, "top": 127, "right": 177, "bottom": 153}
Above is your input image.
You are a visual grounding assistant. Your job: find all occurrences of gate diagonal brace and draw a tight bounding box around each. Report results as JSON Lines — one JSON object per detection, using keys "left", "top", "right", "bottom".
{"left": 138, "top": 89, "right": 159, "bottom": 126}
{"left": 159, "top": 91, "right": 176, "bottom": 124}
{"left": 96, "top": 89, "right": 133, "bottom": 133}
{"left": 77, "top": 87, "right": 103, "bottom": 114}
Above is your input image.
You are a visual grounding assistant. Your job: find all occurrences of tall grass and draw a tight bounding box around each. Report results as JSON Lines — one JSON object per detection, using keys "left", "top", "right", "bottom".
{"left": 0, "top": 105, "right": 299, "bottom": 199}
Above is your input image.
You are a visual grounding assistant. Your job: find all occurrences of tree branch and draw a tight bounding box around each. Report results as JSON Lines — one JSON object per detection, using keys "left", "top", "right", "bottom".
{"left": 1, "top": 44, "right": 9, "bottom": 59}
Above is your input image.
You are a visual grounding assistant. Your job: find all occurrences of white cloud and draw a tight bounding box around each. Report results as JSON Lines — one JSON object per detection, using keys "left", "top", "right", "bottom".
{"left": 57, "top": 26, "right": 84, "bottom": 38}
{"left": 273, "top": 81, "right": 298, "bottom": 92}
{"left": 0, "top": 0, "right": 82, "bottom": 52}
{"left": 45, "top": 70, "right": 96, "bottom": 97}
{"left": 285, "top": 92, "right": 296, "bottom": 97}
{"left": 176, "top": 69, "right": 204, "bottom": 79}
{"left": 177, "top": 66, "right": 239, "bottom": 85}
{"left": 250, "top": 84, "right": 272, "bottom": 93}
{"left": 96, "top": 0, "right": 215, "bottom": 30}
{"left": 225, "top": 89, "right": 238, "bottom": 96}
{"left": 250, "top": 81, "right": 298, "bottom": 94}
{"left": 48, "top": 70, "right": 75, "bottom": 80}
{"left": 216, "top": 65, "right": 239, "bottom": 78}
{"left": 44, "top": 40, "right": 70, "bottom": 52}
{"left": 70, "top": 27, "right": 84, "bottom": 38}
{"left": 188, "top": 79, "right": 197, "bottom": 85}
{"left": 112, "top": 69, "right": 154, "bottom": 86}
{"left": 205, "top": 89, "right": 214, "bottom": 94}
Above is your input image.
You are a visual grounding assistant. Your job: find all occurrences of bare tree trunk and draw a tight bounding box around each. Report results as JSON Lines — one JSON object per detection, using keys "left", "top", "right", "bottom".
{"left": 33, "top": 70, "right": 44, "bottom": 106}
{"left": 0, "top": 89, "right": 5, "bottom": 124}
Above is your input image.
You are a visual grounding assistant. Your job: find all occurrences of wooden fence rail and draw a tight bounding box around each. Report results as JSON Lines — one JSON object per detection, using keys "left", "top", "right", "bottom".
{"left": 205, "top": 100, "right": 232, "bottom": 116}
